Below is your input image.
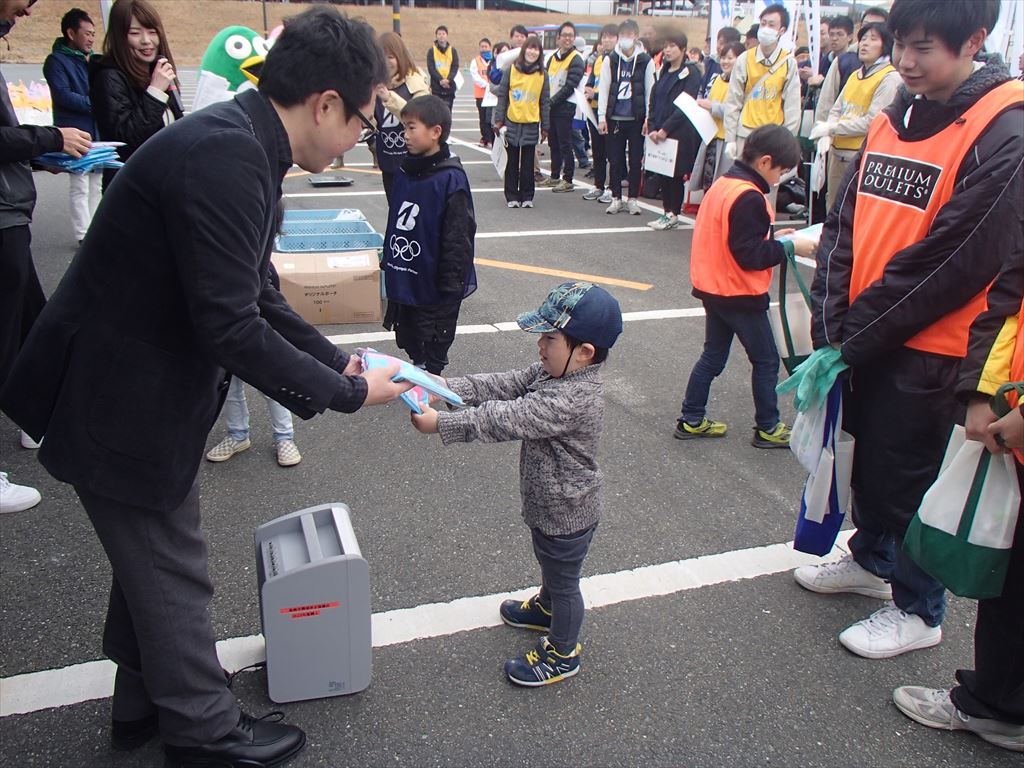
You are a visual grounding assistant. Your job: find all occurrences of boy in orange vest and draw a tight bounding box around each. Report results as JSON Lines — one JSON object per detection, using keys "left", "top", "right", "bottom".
{"left": 675, "top": 125, "right": 815, "bottom": 448}
{"left": 794, "top": 0, "right": 1023, "bottom": 665}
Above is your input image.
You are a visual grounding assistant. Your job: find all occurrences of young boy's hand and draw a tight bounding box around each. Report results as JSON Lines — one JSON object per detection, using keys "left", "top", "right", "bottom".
{"left": 411, "top": 405, "right": 440, "bottom": 434}
{"left": 791, "top": 238, "right": 817, "bottom": 259}
{"left": 425, "top": 373, "right": 449, "bottom": 405}
{"left": 989, "top": 407, "right": 1024, "bottom": 452}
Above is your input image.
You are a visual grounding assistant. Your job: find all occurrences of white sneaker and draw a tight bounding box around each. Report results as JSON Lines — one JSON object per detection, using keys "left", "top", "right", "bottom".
{"left": 205, "top": 436, "right": 251, "bottom": 462}
{"left": 606, "top": 199, "right": 624, "bottom": 214}
{"left": 839, "top": 602, "right": 942, "bottom": 659}
{"left": 648, "top": 213, "right": 680, "bottom": 230}
{"left": 276, "top": 439, "right": 302, "bottom": 467}
{"left": 0, "top": 472, "right": 42, "bottom": 514}
{"left": 20, "top": 431, "right": 42, "bottom": 449}
{"left": 507, "top": 200, "right": 520, "bottom": 208}
{"left": 521, "top": 200, "right": 534, "bottom": 208}
{"left": 893, "top": 686, "right": 1024, "bottom": 753}
{"left": 598, "top": 189, "right": 613, "bottom": 204}
{"left": 625, "top": 198, "right": 642, "bottom": 215}
{"left": 793, "top": 554, "right": 892, "bottom": 599}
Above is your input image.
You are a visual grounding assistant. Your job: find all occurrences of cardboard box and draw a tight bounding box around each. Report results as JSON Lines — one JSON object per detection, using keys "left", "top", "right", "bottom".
{"left": 271, "top": 249, "right": 383, "bottom": 325}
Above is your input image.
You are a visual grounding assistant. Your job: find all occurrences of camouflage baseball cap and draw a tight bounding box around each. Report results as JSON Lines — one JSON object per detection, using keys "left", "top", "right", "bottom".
{"left": 516, "top": 281, "right": 623, "bottom": 349}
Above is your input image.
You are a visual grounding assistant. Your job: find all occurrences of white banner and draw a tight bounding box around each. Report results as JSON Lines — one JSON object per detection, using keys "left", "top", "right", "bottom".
{"left": 644, "top": 136, "right": 679, "bottom": 177}
{"left": 673, "top": 91, "right": 719, "bottom": 145}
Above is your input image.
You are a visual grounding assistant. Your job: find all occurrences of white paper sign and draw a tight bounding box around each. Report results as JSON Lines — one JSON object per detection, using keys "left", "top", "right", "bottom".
{"left": 569, "top": 87, "right": 598, "bottom": 127}
{"left": 644, "top": 136, "right": 679, "bottom": 177}
{"left": 453, "top": 70, "right": 465, "bottom": 92}
{"left": 673, "top": 91, "right": 719, "bottom": 145}
{"left": 491, "top": 137, "right": 507, "bottom": 179}
{"left": 481, "top": 85, "right": 498, "bottom": 108}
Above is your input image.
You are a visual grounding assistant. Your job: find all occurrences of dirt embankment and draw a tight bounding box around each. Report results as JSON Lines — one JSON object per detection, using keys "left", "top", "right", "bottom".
{"left": 1, "top": 1, "right": 706, "bottom": 66}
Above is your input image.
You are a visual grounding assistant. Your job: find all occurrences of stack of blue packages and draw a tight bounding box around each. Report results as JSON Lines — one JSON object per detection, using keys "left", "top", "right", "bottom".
{"left": 35, "top": 141, "right": 125, "bottom": 174}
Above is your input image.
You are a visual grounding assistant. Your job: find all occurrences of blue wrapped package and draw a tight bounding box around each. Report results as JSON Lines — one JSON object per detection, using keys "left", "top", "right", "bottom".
{"left": 358, "top": 348, "right": 464, "bottom": 414}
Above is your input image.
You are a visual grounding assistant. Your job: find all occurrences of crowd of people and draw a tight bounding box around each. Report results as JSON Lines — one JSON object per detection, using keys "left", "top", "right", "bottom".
{"left": 0, "top": 0, "right": 1022, "bottom": 765}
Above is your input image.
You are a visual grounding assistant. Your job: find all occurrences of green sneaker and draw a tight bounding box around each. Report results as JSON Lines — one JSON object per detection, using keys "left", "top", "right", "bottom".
{"left": 673, "top": 418, "right": 727, "bottom": 440}
{"left": 752, "top": 422, "right": 792, "bottom": 449}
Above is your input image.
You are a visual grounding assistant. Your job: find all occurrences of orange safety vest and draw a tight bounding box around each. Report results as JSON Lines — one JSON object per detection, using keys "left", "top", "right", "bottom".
{"left": 850, "top": 79, "right": 1024, "bottom": 358}
{"left": 474, "top": 55, "right": 488, "bottom": 99}
{"left": 691, "top": 176, "right": 775, "bottom": 297}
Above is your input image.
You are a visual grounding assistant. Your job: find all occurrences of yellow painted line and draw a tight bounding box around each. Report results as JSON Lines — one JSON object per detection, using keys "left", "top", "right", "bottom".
{"left": 474, "top": 258, "right": 653, "bottom": 292}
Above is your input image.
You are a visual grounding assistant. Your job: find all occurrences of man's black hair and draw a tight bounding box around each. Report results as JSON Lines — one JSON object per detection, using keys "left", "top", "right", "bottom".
{"left": 559, "top": 21, "right": 576, "bottom": 36}
{"left": 563, "top": 332, "right": 609, "bottom": 364}
{"left": 829, "top": 15, "right": 854, "bottom": 35}
{"left": 741, "top": 125, "right": 801, "bottom": 169}
{"left": 400, "top": 94, "right": 452, "bottom": 143}
{"left": 510, "top": 24, "right": 529, "bottom": 39}
{"left": 745, "top": 24, "right": 760, "bottom": 41}
{"left": 600, "top": 23, "right": 619, "bottom": 39}
{"left": 619, "top": 19, "right": 640, "bottom": 36}
{"left": 435, "top": 25, "right": 448, "bottom": 35}
{"left": 759, "top": 2, "right": 790, "bottom": 30}
{"left": 858, "top": 21, "right": 893, "bottom": 59}
{"left": 795, "top": 46, "right": 810, "bottom": 56}
{"left": 259, "top": 8, "right": 387, "bottom": 112}
{"left": 479, "top": 37, "right": 491, "bottom": 46}
{"left": 889, "top": 0, "right": 999, "bottom": 53}
{"left": 61, "top": 8, "right": 93, "bottom": 37}
{"left": 861, "top": 6, "right": 889, "bottom": 23}
{"left": 717, "top": 26, "right": 741, "bottom": 44}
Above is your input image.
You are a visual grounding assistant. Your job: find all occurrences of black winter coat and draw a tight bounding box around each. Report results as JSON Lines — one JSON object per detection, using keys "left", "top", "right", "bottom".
{"left": 0, "top": 91, "right": 367, "bottom": 512}
{"left": 647, "top": 62, "right": 702, "bottom": 177}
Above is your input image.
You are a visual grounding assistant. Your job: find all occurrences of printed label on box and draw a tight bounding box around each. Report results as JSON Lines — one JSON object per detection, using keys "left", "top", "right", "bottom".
{"left": 327, "top": 254, "right": 371, "bottom": 269}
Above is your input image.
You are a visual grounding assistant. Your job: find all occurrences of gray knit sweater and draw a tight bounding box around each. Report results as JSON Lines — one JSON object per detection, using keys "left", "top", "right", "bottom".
{"left": 436, "top": 362, "right": 604, "bottom": 536}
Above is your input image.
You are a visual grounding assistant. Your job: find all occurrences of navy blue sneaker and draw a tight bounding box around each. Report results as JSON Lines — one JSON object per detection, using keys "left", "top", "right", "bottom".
{"left": 505, "top": 636, "right": 581, "bottom": 687}
{"left": 499, "top": 594, "right": 552, "bottom": 631}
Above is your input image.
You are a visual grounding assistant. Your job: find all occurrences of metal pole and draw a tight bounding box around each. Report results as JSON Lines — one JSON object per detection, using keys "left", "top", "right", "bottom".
{"left": 393, "top": 0, "right": 401, "bottom": 34}
{"left": 261, "top": 0, "right": 269, "bottom": 38}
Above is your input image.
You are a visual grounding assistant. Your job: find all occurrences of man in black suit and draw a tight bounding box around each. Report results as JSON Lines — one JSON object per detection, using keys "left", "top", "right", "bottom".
{"left": 0, "top": 8, "right": 406, "bottom": 767}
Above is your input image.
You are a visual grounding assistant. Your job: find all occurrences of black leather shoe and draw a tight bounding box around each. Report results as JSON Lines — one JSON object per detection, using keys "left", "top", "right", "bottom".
{"left": 163, "top": 711, "right": 305, "bottom": 768}
{"left": 111, "top": 713, "right": 159, "bottom": 750}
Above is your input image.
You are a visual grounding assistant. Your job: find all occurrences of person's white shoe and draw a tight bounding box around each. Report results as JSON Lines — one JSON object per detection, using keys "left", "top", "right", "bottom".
{"left": 20, "top": 431, "right": 42, "bottom": 449}
{"left": 839, "top": 602, "right": 942, "bottom": 659}
{"left": 793, "top": 553, "right": 892, "bottom": 599}
{"left": 276, "top": 439, "right": 302, "bottom": 467}
{"left": 626, "top": 198, "right": 642, "bottom": 215}
{"left": 598, "top": 189, "right": 613, "bottom": 204}
{"left": 648, "top": 213, "right": 679, "bottom": 230}
{"left": 205, "top": 436, "right": 251, "bottom": 463}
{"left": 521, "top": 200, "right": 534, "bottom": 208}
{"left": 0, "top": 472, "right": 42, "bottom": 514}
{"left": 606, "top": 199, "right": 624, "bottom": 214}
{"left": 893, "top": 686, "right": 1024, "bottom": 753}
{"left": 507, "top": 200, "right": 520, "bottom": 208}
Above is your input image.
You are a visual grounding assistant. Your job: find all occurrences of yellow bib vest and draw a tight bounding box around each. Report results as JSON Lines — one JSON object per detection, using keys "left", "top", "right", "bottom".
{"left": 507, "top": 66, "right": 544, "bottom": 124}
{"left": 834, "top": 63, "right": 897, "bottom": 150}
{"left": 741, "top": 47, "right": 790, "bottom": 129}
{"left": 709, "top": 74, "right": 729, "bottom": 139}
{"left": 433, "top": 45, "right": 453, "bottom": 79}
{"left": 547, "top": 50, "right": 581, "bottom": 95}
{"left": 590, "top": 54, "right": 605, "bottom": 108}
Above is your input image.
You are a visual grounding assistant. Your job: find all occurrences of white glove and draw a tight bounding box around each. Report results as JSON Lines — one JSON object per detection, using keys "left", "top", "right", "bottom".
{"left": 724, "top": 142, "right": 737, "bottom": 159}
{"left": 817, "top": 135, "right": 833, "bottom": 155}
{"left": 808, "top": 121, "right": 834, "bottom": 141}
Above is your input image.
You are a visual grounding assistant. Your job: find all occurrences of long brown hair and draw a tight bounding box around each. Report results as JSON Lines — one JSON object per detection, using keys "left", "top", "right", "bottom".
{"left": 102, "top": 0, "right": 177, "bottom": 90}
{"left": 378, "top": 32, "right": 418, "bottom": 83}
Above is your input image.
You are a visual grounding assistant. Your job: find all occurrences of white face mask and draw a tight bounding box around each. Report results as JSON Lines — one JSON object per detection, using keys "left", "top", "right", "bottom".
{"left": 618, "top": 37, "right": 636, "bottom": 54}
{"left": 757, "top": 26, "right": 780, "bottom": 48}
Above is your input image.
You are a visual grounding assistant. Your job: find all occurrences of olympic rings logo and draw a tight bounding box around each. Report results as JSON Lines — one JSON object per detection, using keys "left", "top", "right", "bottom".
{"left": 379, "top": 131, "right": 406, "bottom": 151}
{"left": 389, "top": 235, "right": 421, "bottom": 262}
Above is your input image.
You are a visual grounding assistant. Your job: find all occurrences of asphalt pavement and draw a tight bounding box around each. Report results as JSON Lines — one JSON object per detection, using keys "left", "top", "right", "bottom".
{"left": 0, "top": 72, "right": 1017, "bottom": 768}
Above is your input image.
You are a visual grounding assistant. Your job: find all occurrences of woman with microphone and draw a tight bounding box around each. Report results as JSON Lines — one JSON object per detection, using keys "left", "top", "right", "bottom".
{"left": 90, "top": 0, "right": 182, "bottom": 190}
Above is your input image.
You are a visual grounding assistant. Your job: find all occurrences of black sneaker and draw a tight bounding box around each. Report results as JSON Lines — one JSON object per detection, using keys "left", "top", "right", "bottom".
{"left": 499, "top": 594, "right": 551, "bottom": 631}
{"left": 505, "top": 636, "right": 581, "bottom": 687}
{"left": 163, "top": 711, "right": 305, "bottom": 768}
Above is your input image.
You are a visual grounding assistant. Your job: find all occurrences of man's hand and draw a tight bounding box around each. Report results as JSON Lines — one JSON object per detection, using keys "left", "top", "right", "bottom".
{"left": 411, "top": 405, "right": 440, "bottom": 434}
{"left": 966, "top": 398, "right": 1001, "bottom": 454}
{"left": 541, "top": 129, "right": 548, "bottom": 143}
{"left": 493, "top": 121, "right": 504, "bottom": 133}
{"left": 598, "top": 120, "right": 608, "bottom": 135}
{"left": 60, "top": 127, "right": 91, "bottom": 158}
{"left": 440, "top": 78, "right": 450, "bottom": 88}
{"left": 359, "top": 362, "right": 413, "bottom": 406}
{"left": 584, "top": 85, "right": 595, "bottom": 100}
{"left": 696, "top": 97, "right": 711, "bottom": 110}
{"left": 342, "top": 354, "right": 362, "bottom": 376}
{"left": 807, "top": 73, "right": 825, "bottom": 87}
{"left": 989, "top": 407, "right": 1024, "bottom": 452}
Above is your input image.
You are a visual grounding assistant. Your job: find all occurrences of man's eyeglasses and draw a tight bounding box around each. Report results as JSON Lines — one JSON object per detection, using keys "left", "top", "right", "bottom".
{"left": 344, "top": 98, "right": 377, "bottom": 143}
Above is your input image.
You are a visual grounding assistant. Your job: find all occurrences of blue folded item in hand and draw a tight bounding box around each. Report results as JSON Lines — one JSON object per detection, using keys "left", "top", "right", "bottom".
{"left": 35, "top": 142, "right": 126, "bottom": 174}
{"left": 358, "top": 348, "right": 465, "bottom": 414}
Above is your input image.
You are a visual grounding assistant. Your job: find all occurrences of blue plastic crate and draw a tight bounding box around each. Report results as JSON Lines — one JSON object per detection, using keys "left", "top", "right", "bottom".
{"left": 281, "top": 208, "right": 366, "bottom": 223}
{"left": 280, "top": 220, "right": 383, "bottom": 237}
{"left": 275, "top": 228, "right": 384, "bottom": 253}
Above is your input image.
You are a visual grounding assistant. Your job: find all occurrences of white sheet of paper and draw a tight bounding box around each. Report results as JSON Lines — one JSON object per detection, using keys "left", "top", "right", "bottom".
{"left": 644, "top": 136, "right": 678, "bottom": 177}
{"left": 568, "top": 87, "right": 598, "bottom": 127}
{"left": 453, "top": 70, "right": 465, "bottom": 92}
{"left": 491, "top": 137, "right": 507, "bottom": 179}
{"left": 672, "top": 91, "right": 719, "bottom": 145}
{"left": 481, "top": 85, "right": 498, "bottom": 107}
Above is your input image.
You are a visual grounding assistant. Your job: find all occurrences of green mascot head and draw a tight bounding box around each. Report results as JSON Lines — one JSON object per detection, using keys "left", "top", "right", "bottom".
{"left": 193, "top": 26, "right": 269, "bottom": 112}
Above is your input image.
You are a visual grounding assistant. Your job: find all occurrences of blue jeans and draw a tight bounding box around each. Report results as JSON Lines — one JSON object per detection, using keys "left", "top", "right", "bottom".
{"left": 223, "top": 376, "right": 294, "bottom": 442}
{"left": 680, "top": 302, "right": 780, "bottom": 432}
{"left": 849, "top": 506, "right": 946, "bottom": 627}
{"left": 532, "top": 524, "right": 597, "bottom": 655}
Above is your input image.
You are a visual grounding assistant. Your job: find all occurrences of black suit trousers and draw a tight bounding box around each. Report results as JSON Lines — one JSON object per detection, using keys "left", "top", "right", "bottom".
{"left": 0, "top": 225, "right": 45, "bottom": 388}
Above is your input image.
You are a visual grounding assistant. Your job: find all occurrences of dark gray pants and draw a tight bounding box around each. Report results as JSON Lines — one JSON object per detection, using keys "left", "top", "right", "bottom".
{"left": 531, "top": 524, "right": 597, "bottom": 654}
{"left": 75, "top": 479, "right": 239, "bottom": 746}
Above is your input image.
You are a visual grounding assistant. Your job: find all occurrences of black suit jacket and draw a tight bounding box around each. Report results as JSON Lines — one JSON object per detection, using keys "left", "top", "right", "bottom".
{"left": 0, "top": 90, "right": 367, "bottom": 511}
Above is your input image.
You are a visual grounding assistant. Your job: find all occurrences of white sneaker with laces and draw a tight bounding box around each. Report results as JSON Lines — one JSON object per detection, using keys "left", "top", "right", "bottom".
{"left": 646, "top": 214, "right": 668, "bottom": 229}
{"left": 20, "top": 431, "right": 42, "bottom": 449}
{"left": 606, "top": 198, "right": 624, "bottom": 214}
{"left": 649, "top": 213, "right": 679, "bottom": 230}
{"left": 0, "top": 472, "right": 42, "bottom": 514}
{"left": 205, "top": 436, "right": 251, "bottom": 463}
{"left": 793, "top": 553, "right": 892, "bottom": 599}
{"left": 507, "top": 200, "right": 520, "bottom": 208}
{"left": 276, "top": 439, "right": 302, "bottom": 467}
{"left": 893, "top": 686, "right": 1024, "bottom": 753}
{"left": 626, "top": 198, "right": 642, "bottom": 215}
{"left": 598, "top": 189, "right": 613, "bottom": 204}
{"left": 839, "top": 602, "right": 942, "bottom": 659}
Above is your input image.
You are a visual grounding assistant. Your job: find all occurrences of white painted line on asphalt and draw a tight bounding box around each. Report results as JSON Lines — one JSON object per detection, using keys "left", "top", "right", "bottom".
{"left": 477, "top": 226, "right": 654, "bottom": 239}
{"left": 285, "top": 188, "right": 507, "bottom": 198}
{"left": 0, "top": 532, "right": 852, "bottom": 717}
